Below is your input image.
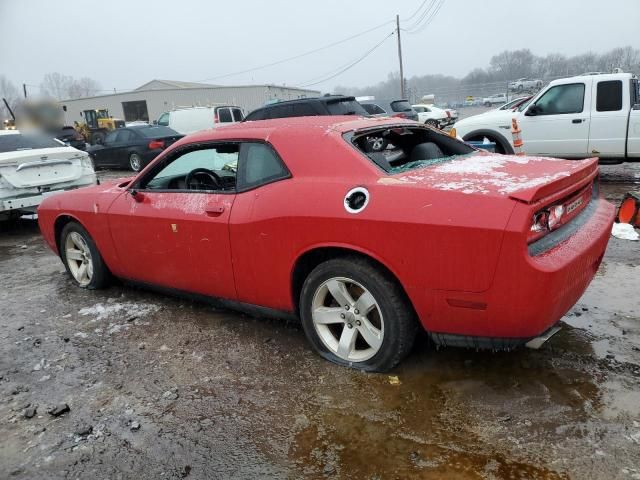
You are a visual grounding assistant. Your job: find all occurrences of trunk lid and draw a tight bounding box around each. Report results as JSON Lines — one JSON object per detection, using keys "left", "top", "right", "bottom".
{"left": 389, "top": 152, "right": 598, "bottom": 202}
{"left": 0, "top": 147, "right": 86, "bottom": 189}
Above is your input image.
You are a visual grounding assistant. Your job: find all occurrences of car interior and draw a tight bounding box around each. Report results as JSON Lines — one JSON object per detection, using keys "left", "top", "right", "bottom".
{"left": 351, "top": 125, "right": 475, "bottom": 173}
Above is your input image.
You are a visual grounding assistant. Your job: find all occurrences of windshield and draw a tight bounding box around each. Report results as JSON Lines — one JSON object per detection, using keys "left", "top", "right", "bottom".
{"left": 349, "top": 126, "right": 476, "bottom": 174}
{"left": 326, "top": 100, "right": 368, "bottom": 116}
{"left": 0, "top": 133, "right": 63, "bottom": 153}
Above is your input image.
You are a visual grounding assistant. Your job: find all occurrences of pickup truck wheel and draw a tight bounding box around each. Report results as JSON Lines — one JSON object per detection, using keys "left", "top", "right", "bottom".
{"left": 129, "top": 153, "right": 142, "bottom": 172}
{"left": 60, "top": 222, "right": 110, "bottom": 289}
{"left": 425, "top": 119, "right": 438, "bottom": 128}
{"left": 300, "top": 256, "right": 418, "bottom": 372}
{"left": 517, "top": 85, "right": 524, "bottom": 92}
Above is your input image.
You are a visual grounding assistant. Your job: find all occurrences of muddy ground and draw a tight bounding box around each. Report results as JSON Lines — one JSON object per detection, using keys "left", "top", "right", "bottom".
{"left": 1, "top": 164, "right": 639, "bottom": 480}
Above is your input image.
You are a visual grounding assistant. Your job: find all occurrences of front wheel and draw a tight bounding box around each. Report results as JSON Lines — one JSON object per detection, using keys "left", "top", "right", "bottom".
{"left": 425, "top": 119, "right": 439, "bottom": 128}
{"left": 300, "top": 256, "right": 418, "bottom": 372}
{"left": 129, "top": 153, "right": 143, "bottom": 172}
{"left": 60, "top": 222, "right": 111, "bottom": 289}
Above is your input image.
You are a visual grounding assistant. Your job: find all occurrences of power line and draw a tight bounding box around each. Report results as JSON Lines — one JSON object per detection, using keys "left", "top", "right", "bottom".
{"left": 404, "top": 0, "right": 445, "bottom": 34}
{"left": 401, "top": 0, "right": 431, "bottom": 22}
{"left": 298, "top": 32, "right": 395, "bottom": 88}
{"left": 193, "top": 20, "right": 394, "bottom": 83}
{"left": 403, "top": 0, "right": 438, "bottom": 31}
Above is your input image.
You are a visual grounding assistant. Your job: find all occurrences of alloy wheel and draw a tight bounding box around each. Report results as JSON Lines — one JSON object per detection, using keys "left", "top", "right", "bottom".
{"left": 64, "top": 232, "right": 94, "bottom": 287}
{"left": 130, "top": 153, "right": 142, "bottom": 171}
{"left": 311, "top": 277, "right": 384, "bottom": 362}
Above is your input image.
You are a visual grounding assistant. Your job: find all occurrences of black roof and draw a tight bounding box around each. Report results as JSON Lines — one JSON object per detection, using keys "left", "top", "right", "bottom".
{"left": 261, "top": 95, "right": 357, "bottom": 106}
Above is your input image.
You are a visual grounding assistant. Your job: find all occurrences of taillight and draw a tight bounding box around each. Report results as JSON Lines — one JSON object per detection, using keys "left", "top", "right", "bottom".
{"left": 148, "top": 140, "right": 165, "bottom": 149}
{"left": 529, "top": 205, "right": 565, "bottom": 243}
{"left": 392, "top": 112, "right": 407, "bottom": 118}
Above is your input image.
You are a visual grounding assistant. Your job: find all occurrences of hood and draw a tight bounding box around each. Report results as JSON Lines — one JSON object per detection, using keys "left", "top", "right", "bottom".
{"left": 383, "top": 152, "right": 598, "bottom": 203}
{"left": 454, "top": 109, "right": 515, "bottom": 129}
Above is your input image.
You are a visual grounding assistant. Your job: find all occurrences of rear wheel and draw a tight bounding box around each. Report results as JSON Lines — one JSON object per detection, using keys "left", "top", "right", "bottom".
{"left": 129, "top": 153, "right": 142, "bottom": 172}
{"left": 60, "top": 222, "right": 110, "bottom": 289}
{"left": 300, "top": 256, "right": 418, "bottom": 372}
{"left": 425, "top": 119, "right": 439, "bottom": 128}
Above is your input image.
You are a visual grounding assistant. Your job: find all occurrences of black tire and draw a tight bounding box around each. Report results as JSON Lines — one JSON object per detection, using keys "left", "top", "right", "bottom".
{"left": 299, "top": 256, "right": 418, "bottom": 372}
{"left": 59, "top": 222, "right": 111, "bottom": 289}
{"left": 425, "top": 119, "right": 439, "bottom": 129}
{"left": 129, "top": 152, "right": 143, "bottom": 172}
{"left": 517, "top": 85, "right": 523, "bottom": 92}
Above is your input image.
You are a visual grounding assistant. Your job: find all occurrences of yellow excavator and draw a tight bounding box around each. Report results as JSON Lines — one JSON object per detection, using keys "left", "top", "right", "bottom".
{"left": 75, "top": 109, "right": 125, "bottom": 144}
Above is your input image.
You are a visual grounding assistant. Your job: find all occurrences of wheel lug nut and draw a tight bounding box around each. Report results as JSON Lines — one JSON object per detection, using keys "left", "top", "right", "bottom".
{"left": 345, "top": 306, "right": 350, "bottom": 310}
{"left": 340, "top": 313, "right": 345, "bottom": 319}
{"left": 347, "top": 323, "right": 353, "bottom": 329}
{"left": 354, "top": 309, "right": 359, "bottom": 315}
{"left": 356, "top": 320, "right": 361, "bottom": 326}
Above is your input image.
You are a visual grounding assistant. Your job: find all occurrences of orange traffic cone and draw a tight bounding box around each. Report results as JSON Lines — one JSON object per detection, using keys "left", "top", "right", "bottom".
{"left": 511, "top": 118, "right": 524, "bottom": 155}
{"left": 617, "top": 193, "right": 640, "bottom": 226}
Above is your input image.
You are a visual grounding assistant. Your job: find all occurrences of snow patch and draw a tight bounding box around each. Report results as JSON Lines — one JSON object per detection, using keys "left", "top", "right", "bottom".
{"left": 612, "top": 223, "right": 639, "bottom": 241}
{"left": 79, "top": 302, "right": 161, "bottom": 322}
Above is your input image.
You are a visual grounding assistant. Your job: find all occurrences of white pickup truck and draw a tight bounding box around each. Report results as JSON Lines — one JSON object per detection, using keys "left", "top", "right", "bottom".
{"left": 454, "top": 73, "right": 640, "bottom": 161}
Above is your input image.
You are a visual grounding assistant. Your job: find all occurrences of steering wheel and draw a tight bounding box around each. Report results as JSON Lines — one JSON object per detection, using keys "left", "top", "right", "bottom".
{"left": 185, "top": 168, "right": 221, "bottom": 191}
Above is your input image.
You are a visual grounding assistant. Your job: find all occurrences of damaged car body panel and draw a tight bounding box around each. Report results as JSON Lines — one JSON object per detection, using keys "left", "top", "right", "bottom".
{"left": 37, "top": 116, "right": 615, "bottom": 370}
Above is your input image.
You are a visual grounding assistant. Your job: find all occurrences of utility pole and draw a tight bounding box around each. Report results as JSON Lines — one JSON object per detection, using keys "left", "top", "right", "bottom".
{"left": 396, "top": 14, "right": 405, "bottom": 99}
{"left": 23, "top": 83, "right": 27, "bottom": 98}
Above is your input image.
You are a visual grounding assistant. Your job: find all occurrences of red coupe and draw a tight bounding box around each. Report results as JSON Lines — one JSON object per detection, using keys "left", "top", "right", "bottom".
{"left": 38, "top": 116, "right": 615, "bottom": 371}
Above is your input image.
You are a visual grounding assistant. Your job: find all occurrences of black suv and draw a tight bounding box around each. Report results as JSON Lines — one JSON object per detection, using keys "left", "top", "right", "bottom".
{"left": 244, "top": 95, "right": 369, "bottom": 121}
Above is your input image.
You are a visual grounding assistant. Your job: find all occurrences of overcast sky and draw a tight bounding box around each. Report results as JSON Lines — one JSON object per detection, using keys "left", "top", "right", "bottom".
{"left": 0, "top": 0, "right": 638, "bottom": 94}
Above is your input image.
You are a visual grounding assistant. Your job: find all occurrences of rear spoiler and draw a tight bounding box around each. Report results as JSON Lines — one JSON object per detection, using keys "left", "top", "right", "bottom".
{"left": 508, "top": 157, "right": 599, "bottom": 204}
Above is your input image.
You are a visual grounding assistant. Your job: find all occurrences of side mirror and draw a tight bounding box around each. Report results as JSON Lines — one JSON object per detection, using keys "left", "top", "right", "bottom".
{"left": 152, "top": 120, "right": 158, "bottom": 125}
{"left": 525, "top": 105, "right": 540, "bottom": 116}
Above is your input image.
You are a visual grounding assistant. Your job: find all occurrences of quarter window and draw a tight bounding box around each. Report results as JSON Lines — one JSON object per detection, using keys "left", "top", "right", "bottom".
{"left": 237, "top": 143, "right": 289, "bottom": 190}
{"left": 596, "top": 80, "right": 623, "bottom": 112}
{"left": 534, "top": 83, "right": 585, "bottom": 115}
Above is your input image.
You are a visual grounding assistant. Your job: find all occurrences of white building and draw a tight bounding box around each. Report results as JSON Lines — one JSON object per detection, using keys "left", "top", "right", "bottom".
{"left": 60, "top": 79, "right": 321, "bottom": 124}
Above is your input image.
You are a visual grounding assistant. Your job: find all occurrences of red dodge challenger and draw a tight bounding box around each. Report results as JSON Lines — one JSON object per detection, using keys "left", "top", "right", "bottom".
{"left": 38, "top": 116, "right": 615, "bottom": 371}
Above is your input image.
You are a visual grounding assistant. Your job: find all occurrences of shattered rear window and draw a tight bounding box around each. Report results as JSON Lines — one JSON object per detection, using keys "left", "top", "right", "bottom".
{"left": 0, "top": 133, "right": 62, "bottom": 152}
{"left": 347, "top": 126, "right": 476, "bottom": 174}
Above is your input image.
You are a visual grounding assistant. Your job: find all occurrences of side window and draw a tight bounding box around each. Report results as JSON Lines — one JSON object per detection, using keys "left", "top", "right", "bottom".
{"left": 231, "top": 108, "right": 244, "bottom": 121}
{"left": 142, "top": 144, "right": 239, "bottom": 191}
{"left": 157, "top": 112, "right": 169, "bottom": 126}
{"left": 218, "top": 108, "right": 233, "bottom": 123}
{"left": 115, "top": 130, "right": 135, "bottom": 143}
{"left": 103, "top": 131, "right": 118, "bottom": 145}
{"left": 596, "top": 80, "right": 623, "bottom": 112}
{"left": 291, "top": 103, "right": 318, "bottom": 116}
{"left": 534, "top": 83, "right": 585, "bottom": 115}
{"left": 413, "top": 106, "right": 424, "bottom": 113}
{"left": 237, "top": 143, "right": 289, "bottom": 191}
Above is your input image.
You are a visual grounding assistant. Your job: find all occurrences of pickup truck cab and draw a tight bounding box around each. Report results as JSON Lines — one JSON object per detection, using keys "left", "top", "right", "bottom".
{"left": 454, "top": 73, "right": 640, "bottom": 160}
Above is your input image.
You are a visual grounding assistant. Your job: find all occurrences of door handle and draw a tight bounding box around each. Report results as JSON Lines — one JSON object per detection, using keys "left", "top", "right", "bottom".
{"left": 572, "top": 119, "right": 582, "bottom": 124}
{"left": 205, "top": 204, "right": 225, "bottom": 216}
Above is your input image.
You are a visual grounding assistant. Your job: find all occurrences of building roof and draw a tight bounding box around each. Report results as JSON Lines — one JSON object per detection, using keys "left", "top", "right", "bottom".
{"left": 134, "top": 79, "right": 219, "bottom": 90}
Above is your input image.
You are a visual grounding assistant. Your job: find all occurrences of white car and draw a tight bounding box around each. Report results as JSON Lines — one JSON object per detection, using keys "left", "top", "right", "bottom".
{"left": 156, "top": 105, "right": 244, "bottom": 135}
{"left": 508, "top": 78, "right": 543, "bottom": 92}
{"left": 0, "top": 130, "right": 96, "bottom": 220}
{"left": 411, "top": 104, "right": 452, "bottom": 128}
{"left": 482, "top": 93, "right": 508, "bottom": 107}
{"left": 453, "top": 72, "right": 640, "bottom": 159}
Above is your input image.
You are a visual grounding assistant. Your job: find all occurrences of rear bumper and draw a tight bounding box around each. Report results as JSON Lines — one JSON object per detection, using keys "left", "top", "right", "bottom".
{"left": 0, "top": 176, "right": 97, "bottom": 213}
{"left": 425, "top": 197, "right": 615, "bottom": 346}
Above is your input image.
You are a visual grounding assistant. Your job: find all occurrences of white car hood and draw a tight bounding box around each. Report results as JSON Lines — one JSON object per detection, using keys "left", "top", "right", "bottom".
{"left": 454, "top": 109, "right": 516, "bottom": 129}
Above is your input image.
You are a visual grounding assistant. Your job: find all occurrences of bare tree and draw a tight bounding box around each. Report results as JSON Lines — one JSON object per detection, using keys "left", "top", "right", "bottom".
{"left": 68, "top": 77, "right": 101, "bottom": 98}
{"left": 40, "top": 72, "right": 73, "bottom": 100}
{"left": 0, "top": 75, "right": 20, "bottom": 120}
{"left": 489, "top": 49, "right": 535, "bottom": 80}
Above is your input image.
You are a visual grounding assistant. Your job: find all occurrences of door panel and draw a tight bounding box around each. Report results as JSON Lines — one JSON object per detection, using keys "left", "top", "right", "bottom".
{"left": 518, "top": 80, "right": 591, "bottom": 158}
{"left": 588, "top": 79, "right": 628, "bottom": 158}
{"left": 107, "top": 191, "right": 237, "bottom": 299}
